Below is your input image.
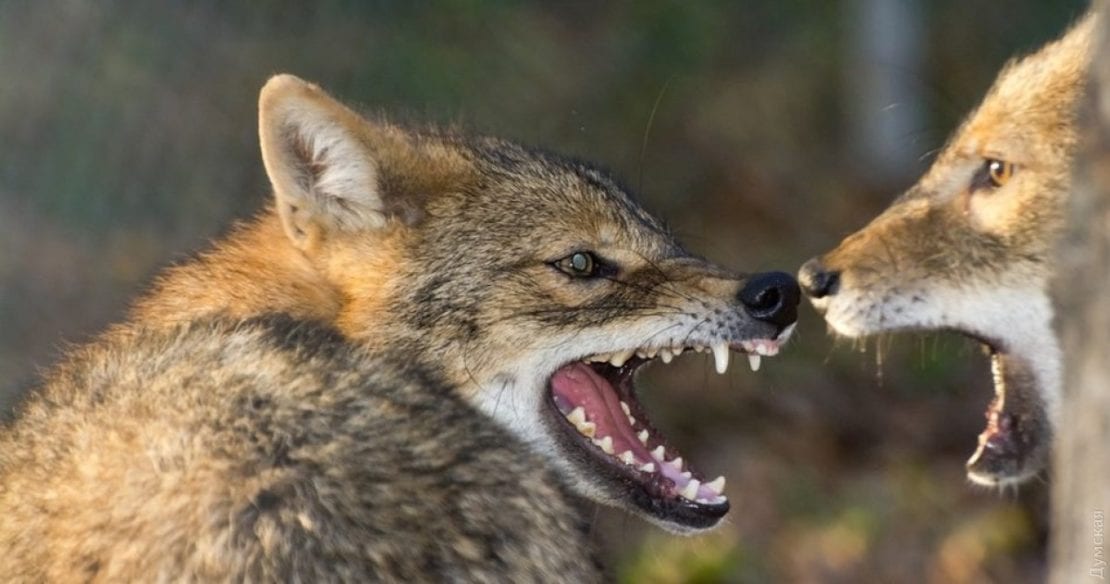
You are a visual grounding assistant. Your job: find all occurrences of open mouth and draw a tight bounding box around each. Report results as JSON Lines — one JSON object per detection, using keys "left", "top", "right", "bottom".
{"left": 807, "top": 284, "right": 1054, "bottom": 488}
{"left": 547, "top": 334, "right": 789, "bottom": 530}
{"left": 948, "top": 332, "right": 1051, "bottom": 487}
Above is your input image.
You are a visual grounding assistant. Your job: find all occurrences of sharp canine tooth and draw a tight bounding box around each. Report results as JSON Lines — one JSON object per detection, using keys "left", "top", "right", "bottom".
{"left": 651, "top": 446, "right": 666, "bottom": 460}
{"left": 637, "top": 430, "right": 649, "bottom": 444}
{"left": 681, "top": 479, "right": 700, "bottom": 500}
{"left": 639, "top": 462, "right": 655, "bottom": 473}
{"left": 567, "top": 407, "right": 586, "bottom": 425}
{"left": 598, "top": 436, "right": 614, "bottom": 454}
{"left": 620, "top": 451, "right": 636, "bottom": 465}
{"left": 659, "top": 349, "right": 673, "bottom": 363}
{"left": 748, "top": 354, "right": 762, "bottom": 372}
{"left": 627, "top": 416, "right": 636, "bottom": 426}
{"left": 671, "top": 457, "right": 683, "bottom": 471}
{"left": 610, "top": 350, "right": 634, "bottom": 367}
{"left": 706, "top": 476, "right": 726, "bottom": 494}
{"left": 620, "top": 401, "right": 631, "bottom": 415}
{"left": 712, "top": 343, "right": 730, "bottom": 374}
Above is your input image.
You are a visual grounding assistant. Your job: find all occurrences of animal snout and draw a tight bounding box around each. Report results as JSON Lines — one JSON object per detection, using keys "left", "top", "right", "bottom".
{"left": 798, "top": 258, "right": 840, "bottom": 299}
{"left": 737, "top": 271, "right": 800, "bottom": 330}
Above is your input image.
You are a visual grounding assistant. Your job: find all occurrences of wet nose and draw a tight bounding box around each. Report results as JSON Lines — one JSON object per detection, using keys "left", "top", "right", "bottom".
{"left": 798, "top": 259, "right": 840, "bottom": 299}
{"left": 738, "top": 271, "right": 800, "bottom": 330}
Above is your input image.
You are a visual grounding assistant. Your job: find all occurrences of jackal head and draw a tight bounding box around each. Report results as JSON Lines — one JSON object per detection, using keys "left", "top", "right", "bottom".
{"left": 256, "top": 75, "right": 799, "bottom": 533}
{"left": 799, "top": 14, "right": 1094, "bottom": 488}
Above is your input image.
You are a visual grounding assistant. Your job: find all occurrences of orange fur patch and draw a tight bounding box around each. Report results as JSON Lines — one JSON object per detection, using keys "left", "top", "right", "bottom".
{"left": 321, "top": 225, "right": 411, "bottom": 346}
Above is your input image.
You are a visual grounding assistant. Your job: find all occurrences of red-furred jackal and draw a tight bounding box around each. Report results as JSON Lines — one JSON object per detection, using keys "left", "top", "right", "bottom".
{"left": 800, "top": 12, "right": 1095, "bottom": 488}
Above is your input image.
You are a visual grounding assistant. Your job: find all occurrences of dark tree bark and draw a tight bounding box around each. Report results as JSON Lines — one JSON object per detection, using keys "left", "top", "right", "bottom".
{"left": 1050, "top": 7, "right": 1110, "bottom": 583}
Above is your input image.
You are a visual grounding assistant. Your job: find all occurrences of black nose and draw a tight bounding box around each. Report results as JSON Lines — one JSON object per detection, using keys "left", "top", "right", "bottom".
{"left": 738, "top": 271, "right": 800, "bottom": 330}
{"left": 798, "top": 259, "right": 840, "bottom": 299}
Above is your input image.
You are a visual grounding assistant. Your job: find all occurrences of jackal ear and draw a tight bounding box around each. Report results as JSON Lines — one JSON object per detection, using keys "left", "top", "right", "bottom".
{"left": 258, "top": 74, "right": 387, "bottom": 249}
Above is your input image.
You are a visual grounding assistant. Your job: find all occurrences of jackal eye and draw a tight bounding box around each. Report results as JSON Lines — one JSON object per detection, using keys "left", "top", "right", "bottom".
{"left": 554, "top": 251, "right": 600, "bottom": 278}
{"left": 972, "top": 158, "right": 1015, "bottom": 191}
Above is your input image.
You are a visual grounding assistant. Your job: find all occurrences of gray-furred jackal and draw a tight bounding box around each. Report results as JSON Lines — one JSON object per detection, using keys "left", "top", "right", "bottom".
{"left": 0, "top": 74, "right": 800, "bottom": 579}
{"left": 800, "top": 12, "right": 1096, "bottom": 488}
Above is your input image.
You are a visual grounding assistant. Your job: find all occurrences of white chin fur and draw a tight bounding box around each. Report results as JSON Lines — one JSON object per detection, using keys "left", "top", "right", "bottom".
{"left": 821, "top": 283, "right": 1062, "bottom": 427}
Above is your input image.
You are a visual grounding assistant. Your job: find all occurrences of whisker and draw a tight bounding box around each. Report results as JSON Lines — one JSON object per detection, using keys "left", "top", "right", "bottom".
{"left": 637, "top": 76, "right": 674, "bottom": 194}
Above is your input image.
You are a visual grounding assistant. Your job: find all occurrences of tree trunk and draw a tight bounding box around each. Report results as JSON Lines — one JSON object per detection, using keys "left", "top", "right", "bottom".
{"left": 1050, "top": 7, "right": 1110, "bottom": 583}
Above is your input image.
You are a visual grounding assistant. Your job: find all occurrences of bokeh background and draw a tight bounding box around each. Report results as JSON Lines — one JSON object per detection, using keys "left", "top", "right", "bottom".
{"left": 0, "top": 1, "right": 1090, "bottom": 582}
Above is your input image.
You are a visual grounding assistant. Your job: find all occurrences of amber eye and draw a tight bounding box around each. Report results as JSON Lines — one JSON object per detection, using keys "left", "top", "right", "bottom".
{"left": 983, "top": 159, "right": 1015, "bottom": 189}
{"left": 554, "top": 251, "right": 599, "bottom": 278}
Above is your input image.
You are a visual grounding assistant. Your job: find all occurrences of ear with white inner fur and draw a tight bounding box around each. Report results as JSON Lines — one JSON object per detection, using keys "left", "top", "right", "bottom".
{"left": 258, "top": 74, "right": 385, "bottom": 249}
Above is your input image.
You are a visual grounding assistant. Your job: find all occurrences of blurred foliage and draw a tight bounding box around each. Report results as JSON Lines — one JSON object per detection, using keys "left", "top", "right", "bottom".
{"left": 0, "top": 0, "right": 1086, "bottom": 581}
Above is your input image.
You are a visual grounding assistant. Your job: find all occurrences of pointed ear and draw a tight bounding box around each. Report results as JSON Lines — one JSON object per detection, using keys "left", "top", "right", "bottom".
{"left": 258, "top": 74, "right": 387, "bottom": 250}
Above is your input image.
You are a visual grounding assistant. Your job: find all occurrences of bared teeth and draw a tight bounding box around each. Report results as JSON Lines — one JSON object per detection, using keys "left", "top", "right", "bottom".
{"left": 712, "top": 343, "right": 730, "bottom": 374}
{"left": 620, "top": 400, "right": 637, "bottom": 426}
{"left": 609, "top": 350, "right": 634, "bottom": 367}
{"left": 569, "top": 337, "right": 779, "bottom": 495}
{"left": 681, "top": 479, "right": 701, "bottom": 500}
{"left": 566, "top": 407, "right": 597, "bottom": 437}
{"left": 584, "top": 337, "right": 782, "bottom": 371}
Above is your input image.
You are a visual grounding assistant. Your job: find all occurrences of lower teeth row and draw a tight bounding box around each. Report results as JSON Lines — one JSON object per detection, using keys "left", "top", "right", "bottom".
{"left": 563, "top": 405, "right": 727, "bottom": 503}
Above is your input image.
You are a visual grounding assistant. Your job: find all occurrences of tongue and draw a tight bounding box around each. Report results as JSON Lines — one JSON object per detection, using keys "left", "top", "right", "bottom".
{"left": 550, "top": 362, "right": 651, "bottom": 461}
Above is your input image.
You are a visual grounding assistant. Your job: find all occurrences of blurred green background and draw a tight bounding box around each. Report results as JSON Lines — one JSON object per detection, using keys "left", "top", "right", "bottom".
{"left": 0, "top": 1, "right": 1089, "bottom": 582}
